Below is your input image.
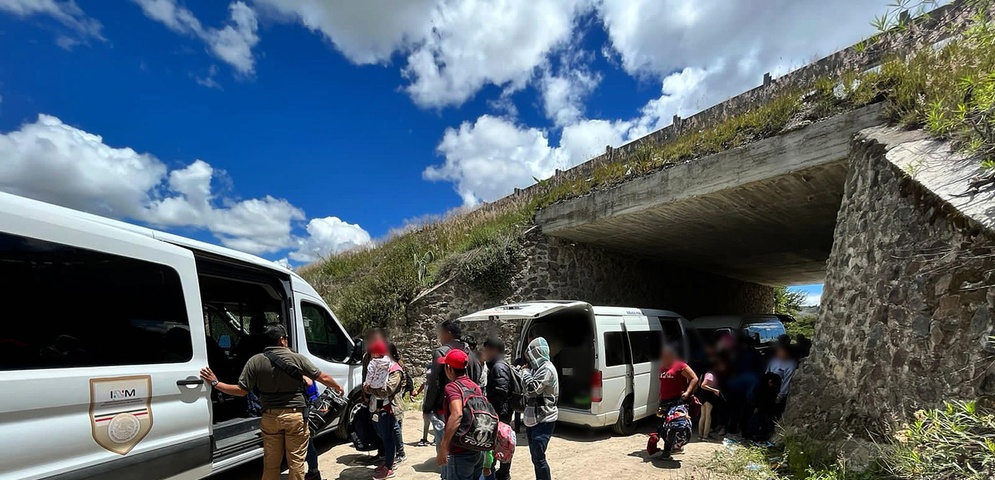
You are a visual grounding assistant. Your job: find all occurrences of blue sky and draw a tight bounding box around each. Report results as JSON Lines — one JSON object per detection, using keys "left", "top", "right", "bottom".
{"left": 0, "top": 0, "right": 891, "bottom": 280}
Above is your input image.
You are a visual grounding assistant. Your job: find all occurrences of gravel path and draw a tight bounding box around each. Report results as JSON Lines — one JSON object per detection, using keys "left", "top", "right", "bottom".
{"left": 212, "top": 409, "right": 725, "bottom": 480}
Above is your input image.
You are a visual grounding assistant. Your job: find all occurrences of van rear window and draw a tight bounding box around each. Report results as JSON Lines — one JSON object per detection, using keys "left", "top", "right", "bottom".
{"left": 0, "top": 232, "right": 191, "bottom": 370}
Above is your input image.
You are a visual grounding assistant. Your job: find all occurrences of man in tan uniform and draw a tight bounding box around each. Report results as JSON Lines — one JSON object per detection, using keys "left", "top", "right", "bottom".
{"left": 201, "top": 324, "right": 343, "bottom": 480}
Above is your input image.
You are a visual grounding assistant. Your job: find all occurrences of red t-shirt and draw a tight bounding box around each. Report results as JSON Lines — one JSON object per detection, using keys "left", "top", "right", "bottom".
{"left": 443, "top": 376, "right": 481, "bottom": 455}
{"left": 659, "top": 361, "right": 690, "bottom": 401}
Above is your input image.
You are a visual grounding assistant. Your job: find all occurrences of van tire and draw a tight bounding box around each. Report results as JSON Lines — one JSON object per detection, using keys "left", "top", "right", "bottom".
{"left": 334, "top": 391, "right": 364, "bottom": 441}
{"left": 611, "top": 398, "right": 636, "bottom": 436}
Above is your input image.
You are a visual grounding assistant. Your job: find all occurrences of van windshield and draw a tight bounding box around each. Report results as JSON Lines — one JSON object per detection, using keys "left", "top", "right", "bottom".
{"left": 744, "top": 320, "right": 786, "bottom": 344}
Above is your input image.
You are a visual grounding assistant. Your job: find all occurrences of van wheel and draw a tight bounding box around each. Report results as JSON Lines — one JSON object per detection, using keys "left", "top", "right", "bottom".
{"left": 334, "top": 392, "right": 364, "bottom": 441}
{"left": 611, "top": 402, "right": 636, "bottom": 436}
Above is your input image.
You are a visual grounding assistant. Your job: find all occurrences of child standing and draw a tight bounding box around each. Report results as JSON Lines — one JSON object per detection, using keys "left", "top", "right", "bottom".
{"left": 697, "top": 361, "right": 725, "bottom": 440}
{"left": 414, "top": 362, "right": 434, "bottom": 447}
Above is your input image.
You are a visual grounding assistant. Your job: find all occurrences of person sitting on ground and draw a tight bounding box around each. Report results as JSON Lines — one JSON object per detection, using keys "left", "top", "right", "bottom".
{"left": 364, "top": 339, "right": 405, "bottom": 480}
{"left": 521, "top": 337, "right": 559, "bottom": 480}
{"left": 436, "top": 349, "right": 484, "bottom": 480}
{"left": 656, "top": 344, "right": 699, "bottom": 454}
{"left": 200, "top": 324, "right": 343, "bottom": 480}
{"left": 481, "top": 337, "right": 513, "bottom": 480}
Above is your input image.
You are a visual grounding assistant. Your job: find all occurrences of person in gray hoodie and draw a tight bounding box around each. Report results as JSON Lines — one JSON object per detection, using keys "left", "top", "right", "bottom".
{"left": 520, "top": 337, "right": 558, "bottom": 480}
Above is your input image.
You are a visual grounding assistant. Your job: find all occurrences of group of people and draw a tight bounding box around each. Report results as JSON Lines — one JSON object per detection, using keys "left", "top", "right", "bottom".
{"left": 404, "top": 319, "right": 559, "bottom": 480}
{"left": 197, "top": 319, "right": 810, "bottom": 480}
{"left": 344, "top": 319, "right": 560, "bottom": 480}
{"left": 651, "top": 331, "right": 811, "bottom": 458}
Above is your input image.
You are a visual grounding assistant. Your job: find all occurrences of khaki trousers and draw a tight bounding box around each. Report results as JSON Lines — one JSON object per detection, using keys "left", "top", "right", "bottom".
{"left": 261, "top": 409, "right": 310, "bottom": 480}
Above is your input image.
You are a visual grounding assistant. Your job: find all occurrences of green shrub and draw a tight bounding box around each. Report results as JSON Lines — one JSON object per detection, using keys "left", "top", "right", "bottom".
{"left": 888, "top": 401, "right": 995, "bottom": 480}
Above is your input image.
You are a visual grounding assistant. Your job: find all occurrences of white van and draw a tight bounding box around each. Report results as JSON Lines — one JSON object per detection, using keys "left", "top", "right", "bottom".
{"left": 459, "top": 301, "right": 691, "bottom": 435}
{"left": 0, "top": 192, "right": 363, "bottom": 480}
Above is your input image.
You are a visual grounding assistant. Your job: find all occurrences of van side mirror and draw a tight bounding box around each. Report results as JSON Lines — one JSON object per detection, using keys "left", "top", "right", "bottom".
{"left": 351, "top": 338, "right": 364, "bottom": 363}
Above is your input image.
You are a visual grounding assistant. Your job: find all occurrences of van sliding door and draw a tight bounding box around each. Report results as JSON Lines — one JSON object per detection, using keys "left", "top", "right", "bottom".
{"left": 623, "top": 315, "right": 662, "bottom": 419}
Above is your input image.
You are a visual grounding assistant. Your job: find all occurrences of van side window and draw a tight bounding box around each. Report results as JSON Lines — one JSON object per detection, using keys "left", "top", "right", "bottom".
{"left": 0, "top": 231, "right": 190, "bottom": 371}
{"left": 603, "top": 332, "right": 630, "bottom": 367}
{"left": 302, "top": 302, "right": 350, "bottom": 362}
{"left": 659, "top": 317, "right": 685, "bottom": 358}
{"left": 627, "top": 331, "right": 662, "bottom": 364}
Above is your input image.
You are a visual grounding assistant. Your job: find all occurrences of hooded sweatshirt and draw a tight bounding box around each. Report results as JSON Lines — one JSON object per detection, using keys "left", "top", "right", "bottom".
{"left": 521, "top": 337, "right": 559, "bottom": 427}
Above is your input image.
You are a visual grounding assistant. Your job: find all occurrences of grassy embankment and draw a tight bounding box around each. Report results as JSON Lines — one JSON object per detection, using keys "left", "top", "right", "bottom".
{"left": 302, "top": 7, "right": 995, "bottom": 336}
{"left": 704, "top": 401, "right": 995, "bottom": 480}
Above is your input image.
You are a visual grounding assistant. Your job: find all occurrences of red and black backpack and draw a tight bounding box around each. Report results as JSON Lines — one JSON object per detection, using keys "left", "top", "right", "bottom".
{"left": 451, "top": 377, "right": 499, "bottom": 452}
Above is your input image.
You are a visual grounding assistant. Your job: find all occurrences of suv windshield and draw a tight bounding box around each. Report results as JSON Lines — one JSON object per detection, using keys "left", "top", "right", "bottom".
{"left": 744, "top": 320, "right": 787, "bottom": 344}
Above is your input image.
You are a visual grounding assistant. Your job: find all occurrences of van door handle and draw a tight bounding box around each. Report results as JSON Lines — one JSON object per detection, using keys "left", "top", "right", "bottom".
{"left": 177, "top": 378, "right": 205, "bottom": 386}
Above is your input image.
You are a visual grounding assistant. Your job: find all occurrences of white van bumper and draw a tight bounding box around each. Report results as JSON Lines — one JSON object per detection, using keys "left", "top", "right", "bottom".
{"left": 557, "top": 407, "right": 616, "bottom": 429}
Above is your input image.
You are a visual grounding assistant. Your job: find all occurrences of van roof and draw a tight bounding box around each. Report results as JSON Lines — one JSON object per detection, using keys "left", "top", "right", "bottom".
{"left": 0, "top": 191, "right": 295, "bottom": 278}
{"left": 689, "top": 314, "right": 793, "bottom": 329}
{"left": 458, "top": 300, "right": 684, "bottom": 322}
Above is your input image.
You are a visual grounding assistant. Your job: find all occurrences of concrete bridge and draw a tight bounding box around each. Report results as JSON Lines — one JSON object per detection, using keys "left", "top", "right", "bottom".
{"left": 536, "top": 105, "right": 884, "bottom": 286}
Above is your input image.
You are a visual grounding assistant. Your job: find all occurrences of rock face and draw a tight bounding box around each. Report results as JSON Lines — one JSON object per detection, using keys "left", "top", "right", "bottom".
{"left": 784, "top": 126, "right": 995, "bottom": 440}
{"left": 390, "top": 228, "right": 774, "bottom": 372}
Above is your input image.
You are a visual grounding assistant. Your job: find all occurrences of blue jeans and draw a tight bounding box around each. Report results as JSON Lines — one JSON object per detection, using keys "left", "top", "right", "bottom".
{"left": 374, "top": 411, "right": 398, "bottom": 470}
{"left": 527, "top": 422, "right": 555, "bottom": 480}
{"left": 445, "top": 450, "right": 482, "bottom": 480}
{"left": 394, "top": 416, "right": 405, "bottom": 458}
{"left": 306, "top": 437, "right": 318, "bottom": 472}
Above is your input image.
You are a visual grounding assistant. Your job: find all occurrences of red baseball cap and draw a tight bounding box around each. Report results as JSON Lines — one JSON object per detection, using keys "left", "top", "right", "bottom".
{"left": 438, "top": 349, "right": 469, "bottom": 369}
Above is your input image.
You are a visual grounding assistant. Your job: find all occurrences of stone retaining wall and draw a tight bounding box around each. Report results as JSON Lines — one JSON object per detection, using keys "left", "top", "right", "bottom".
{"left": 784, "top": 127, "right": 995, "bottom": 442}
{"left": 389, "top": 227, "right": 773, "bottom": 372}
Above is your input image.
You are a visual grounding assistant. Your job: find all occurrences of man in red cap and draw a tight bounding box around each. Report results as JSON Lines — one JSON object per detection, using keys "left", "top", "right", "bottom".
{"left": 436, "top": 349, "right": 484, "bottom": 480}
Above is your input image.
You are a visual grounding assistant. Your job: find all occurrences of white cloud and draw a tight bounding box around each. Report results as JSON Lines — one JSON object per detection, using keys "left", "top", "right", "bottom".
{"left": 0, "top": 114, "right": 368, "bottom": 259}
{"left": 538, "top": 63, "right": 601, "bottom": 127}
{"left": 290, "top": 217, "right": 372, "bottom": 262}
{"left": 132, "top": 0, "right": 260, "bottom": 75}
{"left": 252, "top": 0, "right": 437, "bottom": 65}
{"left": 254, "top": 0, "right": 592, "bottom": 108}
{"left": 426, "top": 115, "right": 568, "bottom": 205}
{"left": 0, "top": 0, "right": 103, "bottom": 45}
{"left": 402, "top": 0, "right": 589, "bottom": 108}
{"left": 597, "top": 0, "right": 895, "bottom": 130}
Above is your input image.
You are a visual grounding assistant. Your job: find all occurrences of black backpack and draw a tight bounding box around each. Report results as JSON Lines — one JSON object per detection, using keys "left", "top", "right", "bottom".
{"left": 451, "top": 378, "right": 499, "bottom": 452}
{"left": 505, "top": 362, "right": 527, "bottom": 412}
{"left": 349, "top": 408, "right": 382, "bottom": 452}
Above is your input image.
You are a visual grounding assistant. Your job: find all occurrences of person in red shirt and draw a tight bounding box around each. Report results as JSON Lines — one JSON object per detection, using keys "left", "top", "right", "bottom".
{"left": 658, "top": 344, "right": 699, "bottom": 405}
{"left": 656, "top": 344, "right": 699, "bottom": 455}
{"left": 436, "top": 349, "right": 484, "bottom": 480}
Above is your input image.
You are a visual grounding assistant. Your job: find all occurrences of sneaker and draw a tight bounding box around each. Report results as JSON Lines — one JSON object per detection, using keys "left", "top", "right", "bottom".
{"left": 372, "top": 466, "right": 395, "bottom": 479}
{"left": 394, "top": 454, "right": 407, "bottom": 465}
{"left": 415, "top": 439, "right": 431, "bottom": 447}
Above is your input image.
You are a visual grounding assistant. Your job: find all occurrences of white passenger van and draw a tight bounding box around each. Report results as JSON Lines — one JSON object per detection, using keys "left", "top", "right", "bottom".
{"left": 459, "top": 301, "right": 691, "bottom": 435}
{"left": 0, "top": 192, "right": 363, "bottom": 480}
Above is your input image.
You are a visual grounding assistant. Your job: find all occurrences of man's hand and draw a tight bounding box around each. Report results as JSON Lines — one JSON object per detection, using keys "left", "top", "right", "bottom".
{"left": 436, "top": 449, "right": 448, "bottom": 466}
{"left": 200, "top": 367, "right": 217, "bottom": 385}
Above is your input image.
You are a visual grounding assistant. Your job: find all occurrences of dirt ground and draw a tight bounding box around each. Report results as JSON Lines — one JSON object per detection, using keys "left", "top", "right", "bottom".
{"left": 211, "top": 409, "right": 725, "bottom": 480}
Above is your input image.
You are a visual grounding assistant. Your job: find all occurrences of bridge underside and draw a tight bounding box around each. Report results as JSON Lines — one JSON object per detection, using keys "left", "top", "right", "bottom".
{"left": 535, "top": 105, "right": 885, "bottom": 286}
